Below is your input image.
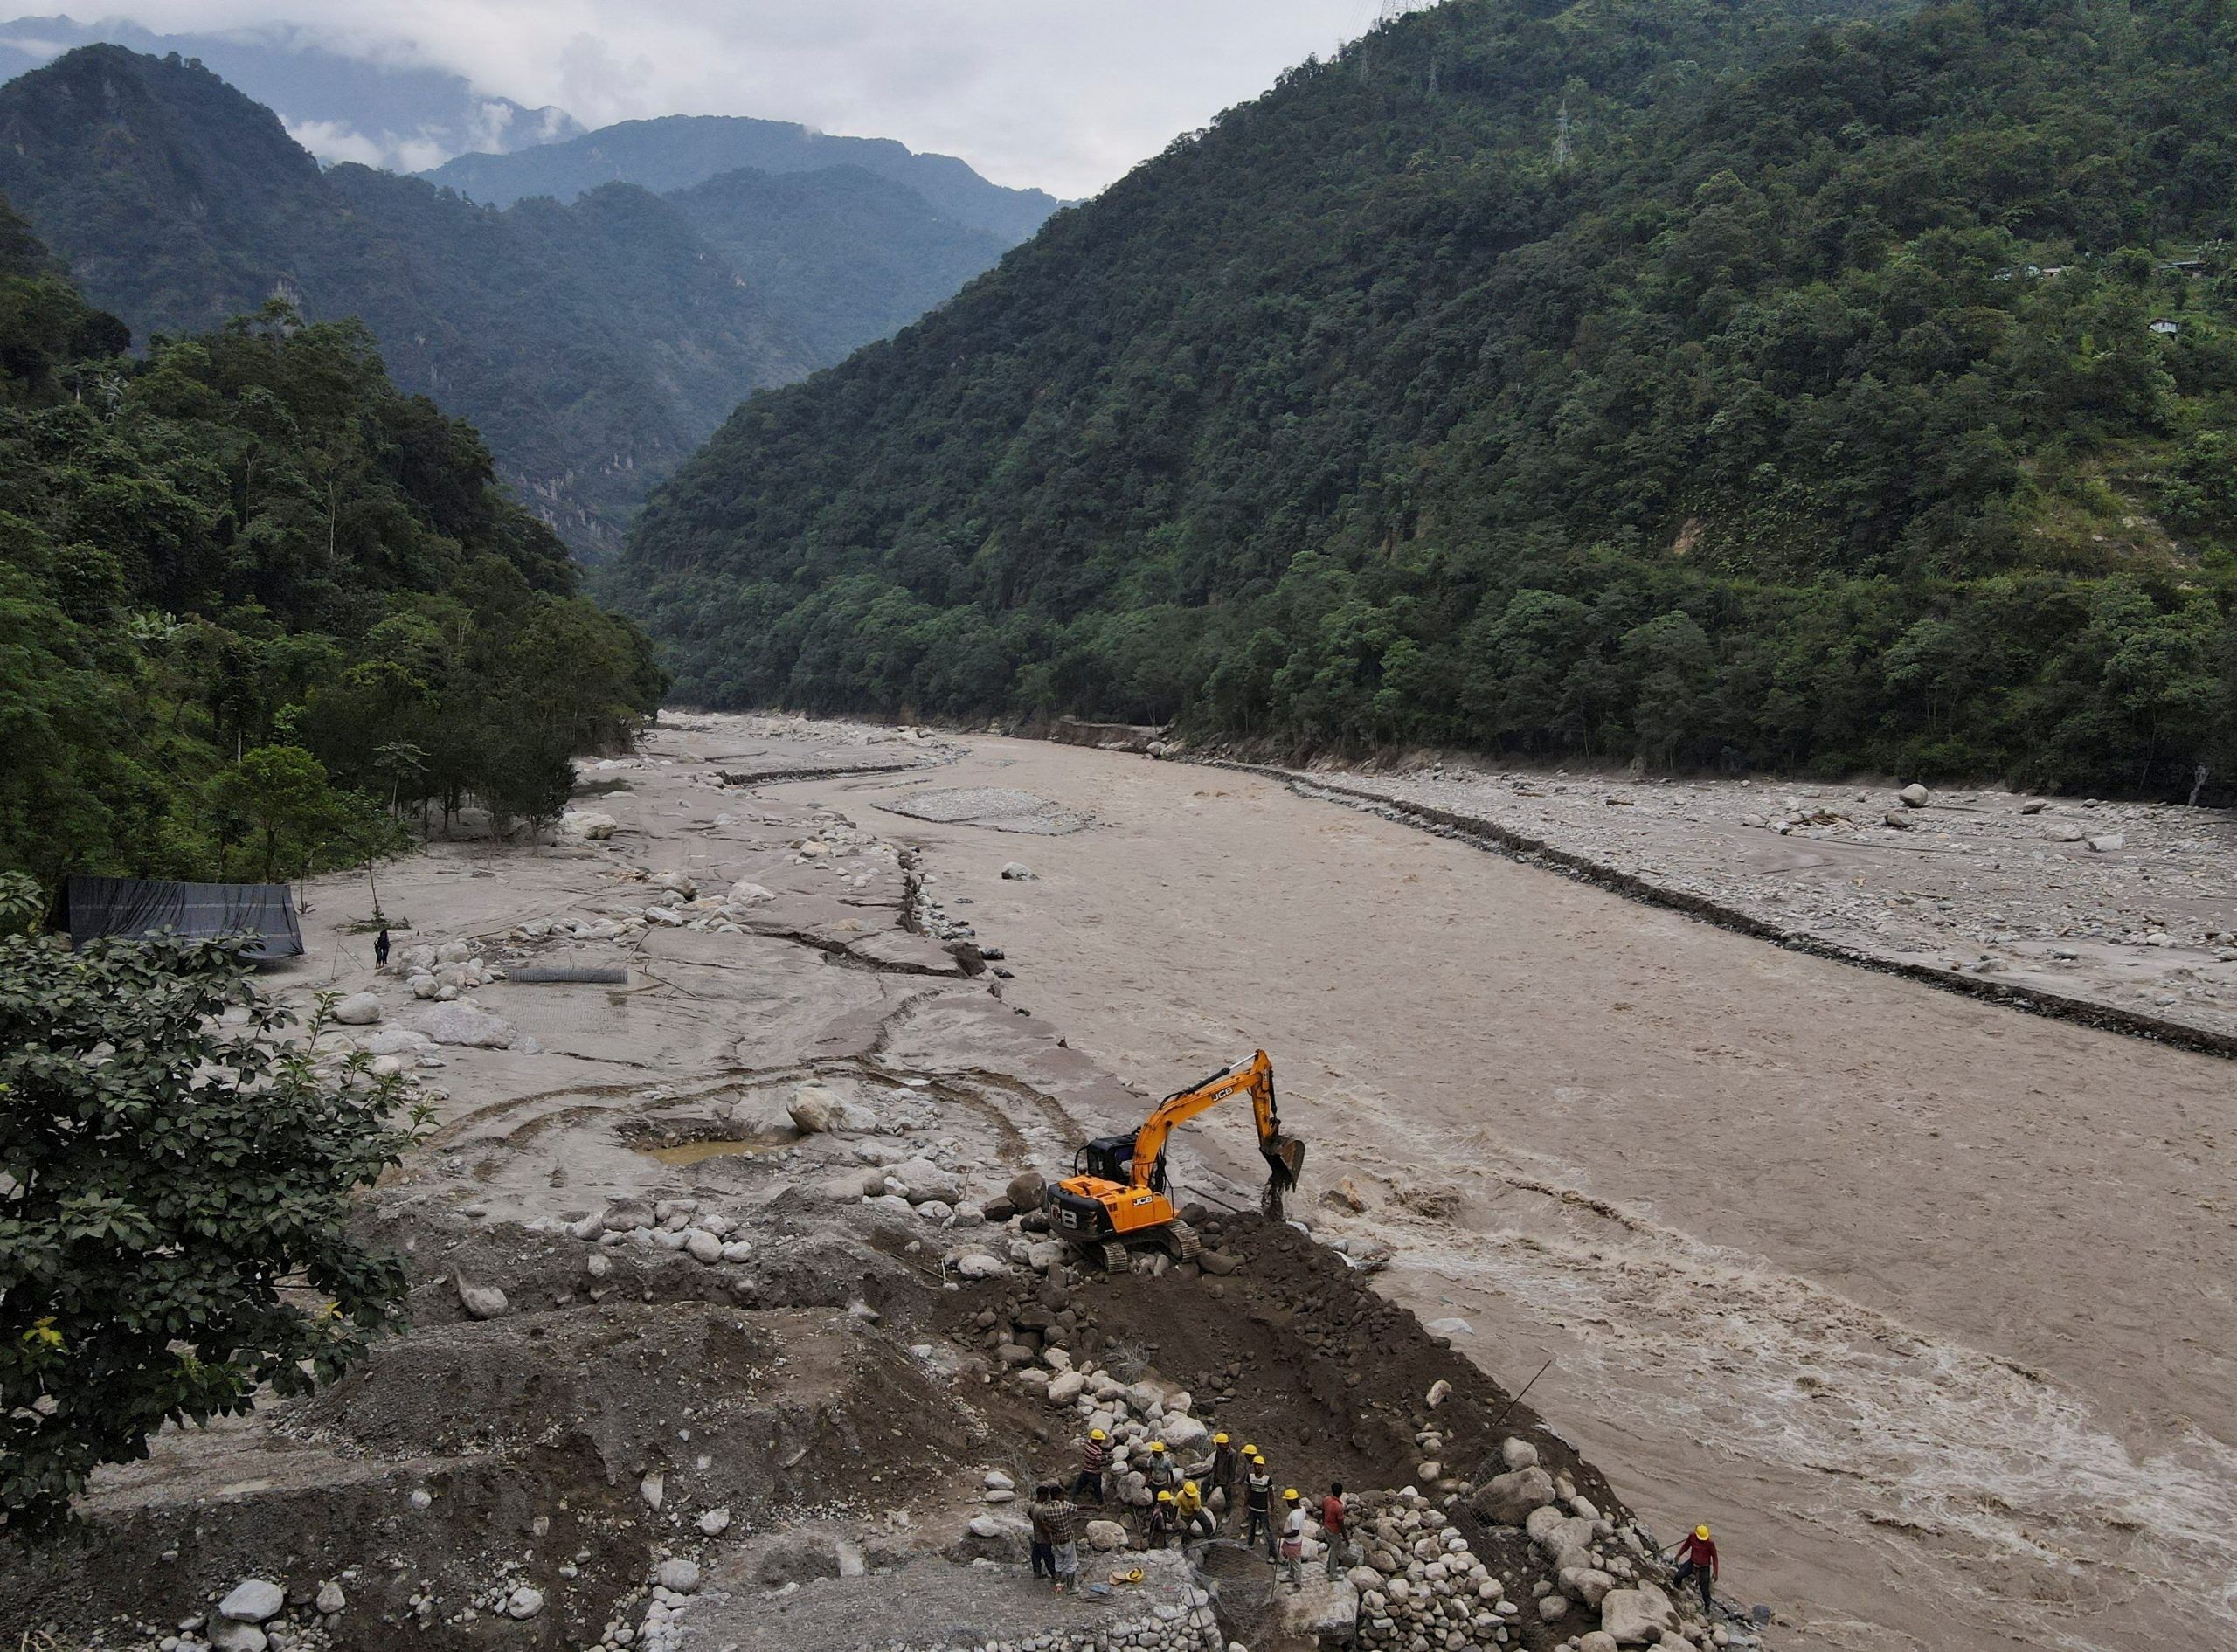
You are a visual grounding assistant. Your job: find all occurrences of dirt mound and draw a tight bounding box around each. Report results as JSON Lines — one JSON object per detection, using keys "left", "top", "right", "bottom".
{"left": 291, "top": 1303, "right": 952, "bottom": 1510}
{"left": 947, "top": 1212, "right": 1615, "bottom": 1510}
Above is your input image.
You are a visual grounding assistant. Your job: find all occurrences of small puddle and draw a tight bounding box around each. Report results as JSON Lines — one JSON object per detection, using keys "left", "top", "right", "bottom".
{"left": 636, "top": 1134, "right": 793, "bottom": 1166}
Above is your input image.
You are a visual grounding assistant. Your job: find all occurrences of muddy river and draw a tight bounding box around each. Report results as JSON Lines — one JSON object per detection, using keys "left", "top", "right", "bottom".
{"left": 772, "top": 734, "right": 2237, "bottom": 1652}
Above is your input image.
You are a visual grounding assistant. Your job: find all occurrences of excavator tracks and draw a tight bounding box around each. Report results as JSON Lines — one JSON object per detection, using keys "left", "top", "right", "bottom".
{"left": 1162, "top": 1219, "right": 1202, "bottom": 1262}
{"left": 1098, "top": 1241, "right": 1132, "bottom": 1274}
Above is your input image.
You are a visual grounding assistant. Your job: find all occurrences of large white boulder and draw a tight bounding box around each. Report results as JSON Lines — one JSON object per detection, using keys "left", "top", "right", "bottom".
{"left": 789, "top": 1082, "right": 870, "bottom": 1134}
{"left": 1601, "top": 1582, "right": 1675, "bottom": 1646}
{"left": 887, "top": 1158, "right": 963, "bottom": 1204}
{"left": 558, "top": 810, "right": 618, "bottom": 840}
{"left": 1473, "top": 1466, "right": 1556, "bottom": 1525}
{"left": 218, "top": 1580, "right": 286, "bottom": 1622}
{"left": 727, "top": 880, "right": 776, "bottom": 906}
{"left": 411, "top": 1003, "right": 517, "bottom": 1048}
{"left": 330, "top": 992, "right": 382, "bottom": 1026}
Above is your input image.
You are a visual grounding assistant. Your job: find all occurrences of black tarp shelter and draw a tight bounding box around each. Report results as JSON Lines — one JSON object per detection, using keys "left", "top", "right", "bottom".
{"left": 59, "top": 876, "right": 305, "bottom": 960}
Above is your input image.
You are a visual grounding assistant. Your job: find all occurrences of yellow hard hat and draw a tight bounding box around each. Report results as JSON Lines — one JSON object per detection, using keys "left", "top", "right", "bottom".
{"left": 1149, "top": 1441, "right": 1166, "bottom": 1453}
{"left": 1183, "top": 1480, "right": 1199, "bottom": 1494}
{"left": 1156, "top": 1490, "right": 1174, "bottom": 1503}
{"left": 1696, "top": 1524, "right": 1711, "bottom": 1541}
{"left": 1251, "top": 1453, "right": 1267, "bottom": 1466}
{"left": 1089, "top": 1428, "right": 1106, "bottom": 1441}
{"left": 1214, "top": 1433, "right": 1229, "bottom": 1445}
{"left": 1284, "top": 1488, "right": 1300, "bottom": 1502}
{"left": 1241, "top": 1442, "right": 1257, "bottom": 1455}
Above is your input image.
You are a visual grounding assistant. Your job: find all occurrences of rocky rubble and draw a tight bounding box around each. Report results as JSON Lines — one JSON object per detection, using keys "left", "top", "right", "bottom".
{"left": 1347, "top": 1487, "right": 1513, "bottom": 1650}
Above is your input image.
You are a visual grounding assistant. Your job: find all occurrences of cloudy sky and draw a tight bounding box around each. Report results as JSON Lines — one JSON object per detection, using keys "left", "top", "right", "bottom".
{"left": 35, "top": 3, "right": 1414, "bottom": 197}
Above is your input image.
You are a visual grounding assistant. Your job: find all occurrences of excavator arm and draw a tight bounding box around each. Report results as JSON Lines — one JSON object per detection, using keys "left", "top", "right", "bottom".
{"left": 1131, "top": 1049, "right": 1305, "bottom": 1212}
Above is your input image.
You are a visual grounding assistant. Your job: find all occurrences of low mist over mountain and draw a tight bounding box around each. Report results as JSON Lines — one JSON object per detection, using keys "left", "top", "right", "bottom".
{"left": 0, "top": 14, "right": 580, "bottom": 170}
{"left": 421, "top": 114, "right": 1063, "bottom": 245}
{"left": 617, "top": 0, "right": 2237, "bottom": 799}
{"left": 0, "top": 45, "right": 1027, "bottom": 553}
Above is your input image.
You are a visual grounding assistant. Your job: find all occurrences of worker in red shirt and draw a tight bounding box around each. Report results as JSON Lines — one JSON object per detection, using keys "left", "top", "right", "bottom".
{"left": 1670, "top": 1523, "right": 1718, "bottom": 1612}
{"left": 1319, "top": 1482, "right": 1351, "bottom": 1576}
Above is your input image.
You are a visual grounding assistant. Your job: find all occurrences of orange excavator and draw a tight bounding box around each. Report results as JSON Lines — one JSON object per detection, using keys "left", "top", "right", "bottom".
{"left": 1047, "top": 1049, "right": 1305, "bottom": 1270}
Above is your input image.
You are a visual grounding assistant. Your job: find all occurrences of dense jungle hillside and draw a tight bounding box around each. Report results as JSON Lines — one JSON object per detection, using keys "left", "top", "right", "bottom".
{"left": 620, "top": 0, "right": 2237, "bottom": 797}
{"left": 0, "top": 47, "right": 1023, "bottom": 556}
{"left": 0, "top": 195, "right": 665, "bottom": 888}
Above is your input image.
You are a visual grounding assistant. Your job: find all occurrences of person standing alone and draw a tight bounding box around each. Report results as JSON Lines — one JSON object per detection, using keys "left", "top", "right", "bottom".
{"left": 1670, "top": 1523, "right": 1718, "bottom": 1613}
{"left": 374, "top": 926, "right": 391, "bottom": 969}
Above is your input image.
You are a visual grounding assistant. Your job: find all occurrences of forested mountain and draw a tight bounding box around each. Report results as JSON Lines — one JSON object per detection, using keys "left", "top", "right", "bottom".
{"left": 422, "top": 114, "right": 1062, "bottom": 243}
{"left": 668, "top": 166, "right": 1009, "bottom": 362}
{"left": 620, "top": 0, "right": 2237, "bottom": 798}
{"left": 0, "top": 195, "right": 664, "bottom": 888}
{"left": 0, "top": 14, "right": 580, "bottom": 170}
{"left": 0, "top": 48, "right": 1021, "bottom": 556}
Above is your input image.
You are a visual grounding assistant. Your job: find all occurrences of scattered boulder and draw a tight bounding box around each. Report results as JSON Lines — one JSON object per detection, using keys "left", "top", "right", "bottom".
{"left": 455, "top": 1278, "right": 507, "bottom": 1320}
{"left": 314, "top": 1581, "right": 345, "bottom": 1615}
{"left": 504, "top": 1585, "right": 544, "bottom": 1621}
{"left": 1600, "top": 1582, "right": 1675, "bottom": 1645}
{"left": 727, "top": 880, "right": 777, "bottom": 906}
{"left": 558, "top": 810, "right": 618, "bottom": 840}
{"left": 788, "top": 1082, "right": 869, "bottom": 1134}
{"left": 411, "top": 1003, "right": 517, "bottom": 1048}
{"left": 654, "top": 1558, "right": 702, "bottom": 1594}
{"left": 1500, "top": 1437, "right": 1540, "bottom": 1472}
{"left": 2088, "top": 833, "right": 2126, "bottom": 854}
{"left": 1472, "top": 1466, "right": 1555, "bottom": 1525}
{"left": 218, "top": 1580, "right": 285, "bottom": 1623}
{"left": 1001, "top": 862, "right": 1036, "bottom": 881}
{"left": 1898, "top": 783, "right": 1930, "bottom": 807}
{"left": 209, "top": 1623, "right": 267, "bottom": 1652}
{"left": 330, "top": 992, "right": 383, "bottom": 1026}
{"left": 1084, "top": 1518, "right": 1130, "bottom": 1552}
{"left": 888, "top": 1158, "right": 964, "bottom": 1204}
{"left": 1006, "top": 1169, "right": 1048, "bottom": 1211}
{"left": 2043, "top": 821, "right": 2088, "bottom": 843}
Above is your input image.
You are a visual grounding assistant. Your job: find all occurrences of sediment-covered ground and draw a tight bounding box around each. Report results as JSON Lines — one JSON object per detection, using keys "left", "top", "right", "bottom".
{"left": 3, "top": 716, "right": 1733, "bottom": 1652}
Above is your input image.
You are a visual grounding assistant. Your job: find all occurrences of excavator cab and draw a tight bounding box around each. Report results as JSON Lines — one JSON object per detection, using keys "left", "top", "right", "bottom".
{"left": 1049, "top": 1050, "right": 1302, "bottom": 1272}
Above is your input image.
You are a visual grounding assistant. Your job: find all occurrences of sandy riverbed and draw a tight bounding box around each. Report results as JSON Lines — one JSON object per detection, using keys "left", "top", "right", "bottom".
{"left": 770, "top": 731, "right": 2237, "bottom": 1652}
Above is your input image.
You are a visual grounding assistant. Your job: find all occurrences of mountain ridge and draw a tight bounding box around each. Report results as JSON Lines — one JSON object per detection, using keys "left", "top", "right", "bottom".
{"left": 0, "top": 45, "right": 1026, "bottom": 555}
{"left": 420, "top": 112, "right": 1063, "bottom": 244}
{"left": 0, "top": 13, "right": 580, "bottom": 170}
{"left": 615, "top": 0, "right": 2237, "bottom": 798}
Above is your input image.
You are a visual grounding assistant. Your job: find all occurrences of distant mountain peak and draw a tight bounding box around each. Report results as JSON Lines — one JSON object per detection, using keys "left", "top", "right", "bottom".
{"left": 0, "top": 13, "right": 581, "bottom": 170}
{"left": 421, "top": 112, "right": 1062, "bottom": 246}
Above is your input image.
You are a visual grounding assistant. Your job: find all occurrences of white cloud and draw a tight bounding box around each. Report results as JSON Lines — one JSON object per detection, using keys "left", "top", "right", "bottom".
{"left": 61, "top": 1, "right": 1402, "bottom": 197}
{"left": 281, "top": 114, "right": 390, "bottom": 167}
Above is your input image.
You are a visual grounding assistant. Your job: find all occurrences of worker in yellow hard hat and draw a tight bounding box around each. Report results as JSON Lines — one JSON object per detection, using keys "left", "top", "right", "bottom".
{"left": 1147, "top": 1487, "right": 1180, "bottom": 1548}
{"left": 1203, "top": 1431, "right": 1240, "bottom": 1530}
{"left": 1669, "top": 1522, "right": 1718, "bottom": 1612}
{"left": 1143, "top": 1437, "right": 1177, "bottom": 1498}
{"left": 1243, "top": 1451, "right": 1276, "bottom": 1559}
{"left": 1174, "top": 1477, "right": 1214, "bottom": 1541}
{"left": 1073, "top": 1426, "right": 1111, "bottom": 1504}
{"left": 1278, "top": 1488, "right": 1307, "bottom": 1590}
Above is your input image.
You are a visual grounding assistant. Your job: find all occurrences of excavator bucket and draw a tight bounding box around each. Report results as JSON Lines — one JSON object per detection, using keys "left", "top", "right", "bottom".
{"left": 1263, "top": 1133, "right": 1305, "bottom": 1190}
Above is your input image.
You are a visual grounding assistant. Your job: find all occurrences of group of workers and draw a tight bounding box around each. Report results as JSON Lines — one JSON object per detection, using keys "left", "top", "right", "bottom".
{"left": 1043, "top": 1424, "right": 1727, "bottom": 1615}
{"left": 1059, "top": 1427, "right": 1350, "bottom": 1593}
